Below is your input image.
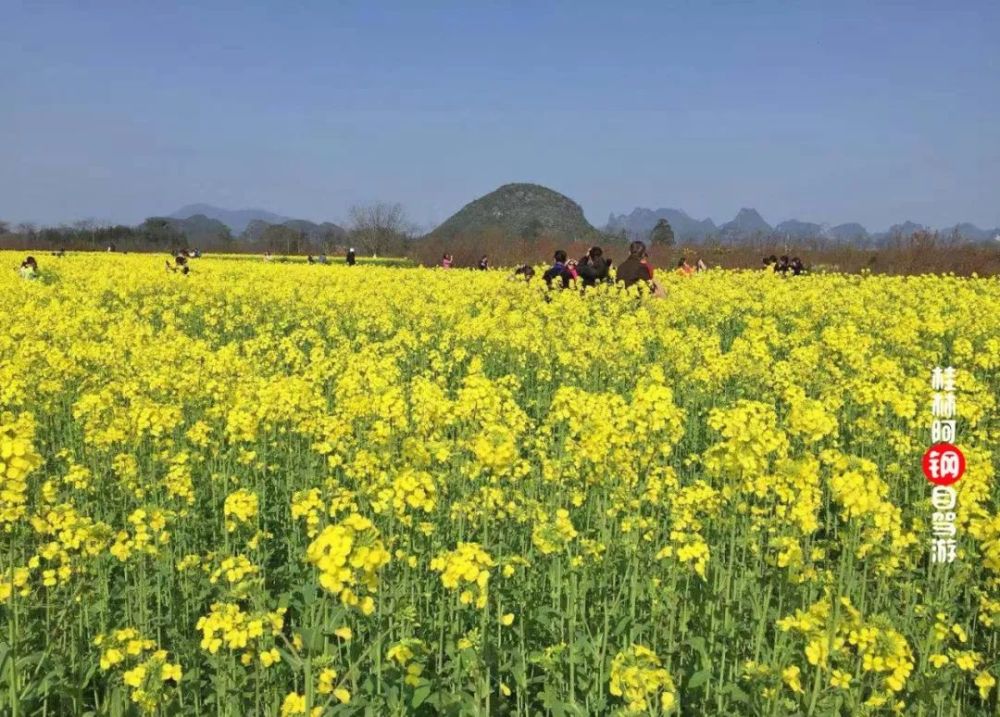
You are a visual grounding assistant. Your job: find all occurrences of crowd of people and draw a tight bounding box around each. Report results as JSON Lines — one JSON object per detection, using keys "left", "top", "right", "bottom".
{"left": 520, "top": 241, "right": 720, "bottom": 296}
{"left": 16, "top": 245, "right": 807, "bottom": 285}
{"left": 763, "top": 254, "right": 805, "bottom": 275}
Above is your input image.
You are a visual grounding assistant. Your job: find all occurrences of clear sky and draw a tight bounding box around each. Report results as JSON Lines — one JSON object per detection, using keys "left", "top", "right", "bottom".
{"left": 2, "top": 0, "right": 998, "bottom": 232}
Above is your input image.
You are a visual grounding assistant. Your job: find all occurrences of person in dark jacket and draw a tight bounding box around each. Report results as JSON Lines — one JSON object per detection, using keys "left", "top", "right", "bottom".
{"left": 478, "top": 255, "right": 489, "bottom": 270}
{"left": 512, "top": 264, "right": 535, "bottom": 280}
{"left": 346, "top": 248, "right": 357, "bottom": 266}
{"left": 166, "top": 251, "right": 190, "bottom": 275}
{"left": 576, "top": 246, "right": 611, "bottom": 287}
{"left": 790, "top": 257, "right": 805, "bottom": 276}
{"left": 616, "top": 241, "right": 655, "bottom": 289}
{"left": 542, "top": 250, "right": 572, "bottom": 289}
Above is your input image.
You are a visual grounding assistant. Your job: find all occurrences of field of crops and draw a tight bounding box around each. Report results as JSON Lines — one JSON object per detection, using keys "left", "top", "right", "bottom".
{"left": 1, "top": 252, "right": 999, "bottom": 716}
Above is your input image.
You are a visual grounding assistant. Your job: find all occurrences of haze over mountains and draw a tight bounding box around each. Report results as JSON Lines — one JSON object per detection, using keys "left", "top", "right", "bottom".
{"left": 168, "top": 205, "right": 345, "bottom": 244}
{"left": 606, "top": 207, "right": 1000, "bottom": 244}
{"left": 166, "top": 190, "right": 1000, "bottom": 246}
{"left": 169, "top": 204, "right": 292, "bottom": 234}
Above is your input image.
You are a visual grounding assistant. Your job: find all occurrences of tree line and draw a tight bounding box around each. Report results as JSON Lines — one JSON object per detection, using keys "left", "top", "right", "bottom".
{"left": 0, "top": 202, "right": 417, "bottom": 257}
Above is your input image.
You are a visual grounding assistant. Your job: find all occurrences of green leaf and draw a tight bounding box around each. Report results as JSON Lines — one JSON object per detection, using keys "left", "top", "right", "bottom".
{"left": 687, "top": 669, "right": 711, "bottom": 690}
{"left": 411, "top": 683, "right": 431, "bottom": 708}
{"left": 685, "top": 635, "right": 711, "bottom": 669}
{"left": 718, "top": 683, "right": 751, "bottom": 704}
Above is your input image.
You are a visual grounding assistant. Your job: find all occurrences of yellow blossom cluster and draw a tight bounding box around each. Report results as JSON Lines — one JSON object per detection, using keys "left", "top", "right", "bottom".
{"left": 304, "top": 513, "right": 391, "bottom": 613}
{"left": 94, "top": 628, "right": 181, "bottom": 712}
{"left": 609, "top": 644, "right": 677, "bottom": 714}
{"left": 429, "top": 542, "right": 495, "bottom": 608}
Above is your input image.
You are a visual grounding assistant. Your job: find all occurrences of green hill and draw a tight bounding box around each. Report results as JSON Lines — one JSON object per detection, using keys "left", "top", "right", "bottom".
{"left": 430, "top": 183, "right": 602, "bottom": 241}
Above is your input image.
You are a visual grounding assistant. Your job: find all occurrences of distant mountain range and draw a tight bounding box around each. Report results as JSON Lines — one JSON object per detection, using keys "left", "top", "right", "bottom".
{"left": 159, "top": 214, "right": 232, "bottom": 244}
{"left": 165, "top": 200, "right": 999, "bottom": 247}
{"left": 240, "top": 218, "right": 346, "bottom": 243}
{"left": 169, "top": 204, "right": 292, "bottom": 234}
{"left": 168, "top": 204, "right": 344, "bottom": 243}
{"left": 606, "top": 207, "right": 1000, "bottom": 244}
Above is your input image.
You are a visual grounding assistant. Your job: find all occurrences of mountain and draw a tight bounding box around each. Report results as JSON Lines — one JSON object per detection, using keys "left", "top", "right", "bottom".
{"left": 430, "top": 183, "right": 601, "bottom": 241}
{"left": 605, "top": 203, "right": 999, "bottom": 244}
{"left": 152, "top": 214, "right": 231, "bottom": 244}
{"left": 606, "top": 208, "right": 717, "bottom": 242}
{"left": 720, "top": 208, "right": 771, "bottom": 237}
{"left": 774, "top": 219, "right": 824, "bottom": 238}
{"left": 872, "top": 221, "right": 927, "bottom": 244}
{"left": 241, "top": 218, "right": 346, "bottom": 243}
{"left": 941, "top": 223, "right": 995, "bottom": 242}
{"left": 828, "top": 223, "right": 869, "bottom": 242}
{"left": 169, "top": 204, "right": 292, "bottom": 234}
{"left": 882, "top": 220, "right": 927, "bottom": 237}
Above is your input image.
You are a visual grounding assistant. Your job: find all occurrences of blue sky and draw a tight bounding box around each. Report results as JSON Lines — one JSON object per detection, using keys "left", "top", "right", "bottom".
{"left": 2, "top": 0, "right": 998, "bottom": 232}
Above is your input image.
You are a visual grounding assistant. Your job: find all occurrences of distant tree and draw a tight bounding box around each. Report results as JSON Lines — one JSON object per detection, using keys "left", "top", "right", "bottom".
{"left": 319, "top": 227, "right": 345, "bottom": 255}
{"left": 0, "top": 220, "right": 8, "bottom": 235}
{"left": 260, "top": 225, "right": 305, "bottom": 255}
{"left": 349, "top": 202, "right": 408, "bottom": 257}
{"left": 910, "top": 229, "right": 938, "bottom": 250}
{"left": 17, "top": 223, "right": 37, "bottom": 237}
{"left": 72, "top": 219, "right": 101, "bottom": 247}
{"left": 214, "top": 225, "right": 235, "bottom": 251}
{"left": 139, "top": 218, "right": 186, "bottom": 248}
{"left": 650, "top": 218, "right": 675, "bottom": 247}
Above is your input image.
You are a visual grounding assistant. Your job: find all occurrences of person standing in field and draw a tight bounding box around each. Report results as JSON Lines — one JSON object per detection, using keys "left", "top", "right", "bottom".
{"left": 576, "top": 246, "right": 611, "bottom": 287}
{"left": 478, "top": 255, "right": 489, "bottom": 270}
{"left": 346, "top": 248, "right": 356, "bottom": 266}
{"left": 616, "top": 241, "right": 654, "bottom": 288}
{"left": 542, "top": 249, "right": 572, "bottom": 288}
{"left": 441, "top": 254, "right": 453, "bottom": 269}
{"left": 676, "top": 257, "right": 694, "bottom": 276}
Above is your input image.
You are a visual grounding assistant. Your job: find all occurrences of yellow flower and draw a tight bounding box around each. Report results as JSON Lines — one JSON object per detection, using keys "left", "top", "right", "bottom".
{"left": 123, "top": 664, "right": 146, "bottom": 688}
{"left": 830, "top": 670, "right": 851, "bottom": 689}
{"left": 975, "top": 671, "right": 996, "bottom": 700}
{"left": 260, "top": 647, "right": 280, "bottom": 668}
{"left": 500, "top": 613, "right": 515, "bottom": 626}
{"left": 280, "top": 692, "right": 306, "bottom": 716}
{"left": 955, "top": 652, "right": 980, "bottom": 672}
{"left": 161, "top": 662, "right": 182, "bottom": 682}
{"left": 782, "top": 665, "right": 804, "bottom": 694}
{"left": 333, "top": 687, "right": 351, "bottom": 704}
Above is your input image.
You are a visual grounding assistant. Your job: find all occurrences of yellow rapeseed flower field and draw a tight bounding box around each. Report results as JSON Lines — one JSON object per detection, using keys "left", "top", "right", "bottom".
{"left": 1, "top": 251, "right": 999, "bottom": 715}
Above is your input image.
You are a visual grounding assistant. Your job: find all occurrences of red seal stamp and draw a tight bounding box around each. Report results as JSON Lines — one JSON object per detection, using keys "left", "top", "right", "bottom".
{"left": 922, "top": 443, "right": 966, "bottom": 486}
